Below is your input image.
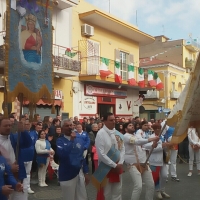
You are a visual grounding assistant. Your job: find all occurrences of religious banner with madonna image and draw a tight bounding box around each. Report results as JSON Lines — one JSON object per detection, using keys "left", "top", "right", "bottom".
{"left": 5, "top": 0, "right": 53, "bottom": 103}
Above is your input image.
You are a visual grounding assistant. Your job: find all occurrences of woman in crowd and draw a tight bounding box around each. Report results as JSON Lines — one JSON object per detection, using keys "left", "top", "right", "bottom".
{"left": 187, "top": 126, "right": 200, "bottom": 176}
{"left": 134, "top": 122, "right": 141, "bottom": 134}
{"left": 147, "top": 123, "right": 171, "bottom": 199}
{"left": 88, "top": 123, "right": 99, "bottom": 173}
{"left": 97, "top": 122, "right": 103, "bottom": 130}
{"left": 123, "top": 122, "right": 159, "bottom": 200}
{"left": 119, "top": 124, "right": 124, "bottom": 134}
{"left": 35, "top": 130, "right": 54, "bottom": 187}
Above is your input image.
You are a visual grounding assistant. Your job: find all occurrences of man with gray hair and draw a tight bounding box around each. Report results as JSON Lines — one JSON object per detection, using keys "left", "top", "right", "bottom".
{"left": 57, "top": 119, "right": 89, "bottom": 200}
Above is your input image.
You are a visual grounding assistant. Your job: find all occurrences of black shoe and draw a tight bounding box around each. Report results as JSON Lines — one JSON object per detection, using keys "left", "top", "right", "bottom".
{"left": 171, "top": 177, "right": 180, "bottom": 182}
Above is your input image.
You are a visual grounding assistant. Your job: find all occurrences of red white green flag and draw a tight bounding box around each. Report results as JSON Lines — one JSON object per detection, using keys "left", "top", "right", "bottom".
{"left": 128, "top": 65, "right": 137, "bottom": 86}
{"left": 115, "top": 61, "right": 122, "bottom": 83}
{"left": 154, "top": 72, "right": 164, "bottom": 90}
{"left": 138, "top": 68, "right": 145, "bottom": 87}
{"left": 148, "top": 70, "right": 157, "bottom": 87}
{"left": 99, "top": 57, "right": 112, "bottom": 77}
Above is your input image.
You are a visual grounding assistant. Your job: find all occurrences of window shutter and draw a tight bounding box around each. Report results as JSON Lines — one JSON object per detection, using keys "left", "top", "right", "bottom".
{"left": 129, "top": 54, "right": 134, "bottom": 65}
{"left": 115, "top": 49, "right": 120, "bottom": 62}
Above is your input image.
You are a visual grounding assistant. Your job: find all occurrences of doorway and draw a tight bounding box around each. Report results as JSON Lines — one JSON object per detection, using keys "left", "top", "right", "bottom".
{"left": 98, "top": 104, "right": 114, "bottom": 118}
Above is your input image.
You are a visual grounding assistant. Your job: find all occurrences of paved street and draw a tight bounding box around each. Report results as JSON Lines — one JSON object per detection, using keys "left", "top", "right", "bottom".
{"left": 28, "top": 161, "right": 200, "bottom": 200}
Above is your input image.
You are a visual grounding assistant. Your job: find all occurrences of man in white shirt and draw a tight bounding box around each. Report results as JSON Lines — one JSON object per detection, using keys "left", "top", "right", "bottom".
{"left": 95, "top": 112, "right": 125, "bottom": 200}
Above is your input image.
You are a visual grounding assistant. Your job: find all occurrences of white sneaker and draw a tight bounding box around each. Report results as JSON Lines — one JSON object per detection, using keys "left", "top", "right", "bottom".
{"left": 161, "top": 192, "right": 170, "bottom": 198}
{"left": 156, "top": 192, "right": 163, "bottom": 199}
{"left": 28, "top": 188, "right": 34, "bottom": 194}
{"left": 187, "top": 172, "right": 192, "bottom": 177}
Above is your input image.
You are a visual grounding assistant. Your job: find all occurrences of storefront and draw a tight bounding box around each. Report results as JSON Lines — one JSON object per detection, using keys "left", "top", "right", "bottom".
{"left": 22, "top": 90, "right": 63, "bottom": 120}
{"left": 73, "top": 83, "right": 139, "bottom": 120}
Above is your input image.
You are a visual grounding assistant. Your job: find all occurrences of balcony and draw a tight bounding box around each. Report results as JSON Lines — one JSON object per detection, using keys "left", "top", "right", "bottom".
{"left": 53, "top": 44, "right": 81, "bottom": 77}
{"left": 143, "top": 90, "right": 159, "bottom": 99}
{"left": 185, "top": 58, "right": 195, "bottom": 71}
{"left": 185, "top": 39, "right": 200, "bottom": 52}
{"left": 80, "top": 56, "right": 139, "bottom": 85}
{"left": 170, "top": 91, "right": 180, "bottom": 99}
{"left": 55, "top": 0, "right": 78, "bottom": 10}
{"left": 0, "top": 45, "right": 5, "bottom": 67}
{"left": 0, "top": 31, "right": 6, "bottom": 67}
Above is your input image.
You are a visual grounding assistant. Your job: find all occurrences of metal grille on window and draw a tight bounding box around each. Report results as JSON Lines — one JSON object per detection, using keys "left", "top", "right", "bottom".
{"left": 87, "top": 40, "right": 100, "bottom": 75}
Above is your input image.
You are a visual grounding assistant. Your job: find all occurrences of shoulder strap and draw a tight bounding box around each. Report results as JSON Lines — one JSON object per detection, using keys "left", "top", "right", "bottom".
{"left": 133, "top": 145, "right": 140, "bottom": 165}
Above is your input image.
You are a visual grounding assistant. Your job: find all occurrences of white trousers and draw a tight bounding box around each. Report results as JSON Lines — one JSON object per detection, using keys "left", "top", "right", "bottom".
{"left": 129, "top": 166, "right": 154, "bottom": 200}
{"left": 60, "top": 170, "right": 87, "bottom": 200}
{"left": 168, "top": 149, "right": 178, "bottom": 177}
{"left": 157, "top": 164, "right": 168, "bottom": 192}
{"left": 189, "top": 145, "right": 200, "bottom": 171}
{"left": 104, "top": 174, "right": 122, "bottom": 200}
{"left": 24, "top": 161, "right": 32, "bottom": 190}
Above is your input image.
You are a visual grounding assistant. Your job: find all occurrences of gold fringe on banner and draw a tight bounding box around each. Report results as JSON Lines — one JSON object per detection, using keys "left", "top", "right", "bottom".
{"left": 91, "top": 176, "right": 107, "bottom": 191}
{"left": 6, "top": 82, "right": 52, "bottom": 104}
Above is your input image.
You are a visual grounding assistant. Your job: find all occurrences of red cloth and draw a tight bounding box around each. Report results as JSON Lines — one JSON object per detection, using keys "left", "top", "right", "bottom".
{"left": 107, "top": 166, "right": 123, "bottom": 183}
{"left": 25, "top": 34, "right": 36, "bottom": 50}
{"left": 97, "top": 188, "right": 105, "bottom": 200}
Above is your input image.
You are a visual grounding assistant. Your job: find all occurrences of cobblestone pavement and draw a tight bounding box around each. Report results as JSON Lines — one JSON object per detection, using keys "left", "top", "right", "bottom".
{"left": 28, "top": 161, "right": 200, "bottom": 200}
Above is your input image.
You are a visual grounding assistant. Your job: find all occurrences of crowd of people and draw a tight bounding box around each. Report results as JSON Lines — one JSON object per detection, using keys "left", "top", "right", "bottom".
{"left": 0, "top": 112, "right": 199, "bottom": 200}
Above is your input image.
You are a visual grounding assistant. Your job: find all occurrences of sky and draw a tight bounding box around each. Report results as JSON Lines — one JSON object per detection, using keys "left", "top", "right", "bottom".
{"left": 86, "top": 0, "right": 200, "bottom": 42}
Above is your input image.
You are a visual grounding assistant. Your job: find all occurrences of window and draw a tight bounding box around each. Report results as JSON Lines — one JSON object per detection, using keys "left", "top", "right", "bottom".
{"left": 87, "top": 40, "right": 100, "bottom": 75}
{"left": 120, "top": 51, "right": 129, "bottom": 80}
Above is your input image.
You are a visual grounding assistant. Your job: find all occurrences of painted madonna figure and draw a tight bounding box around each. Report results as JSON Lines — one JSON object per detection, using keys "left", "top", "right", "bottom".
{"left": 21, "top": 14, "right": 42, "bottom": 64}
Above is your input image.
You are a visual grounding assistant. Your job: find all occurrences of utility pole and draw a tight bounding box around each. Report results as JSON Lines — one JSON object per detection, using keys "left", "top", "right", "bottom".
{"left": 109, "top": 0, "right": 110, "bottom": 13}
{"left": 136, "top": 10, "right": 138, "bottom": 27}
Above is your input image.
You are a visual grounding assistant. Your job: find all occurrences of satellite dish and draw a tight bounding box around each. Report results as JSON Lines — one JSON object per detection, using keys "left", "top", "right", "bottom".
{"left": 163, "top": 108, "right": 171, "bottom": 113}
{"left": 139, "top": 106, "right": 145, "bottom": 113}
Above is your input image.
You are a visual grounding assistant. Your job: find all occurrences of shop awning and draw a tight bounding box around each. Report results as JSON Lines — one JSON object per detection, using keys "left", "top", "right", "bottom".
{"left": 23, "top": 99, "right": 62, "bottom": 106}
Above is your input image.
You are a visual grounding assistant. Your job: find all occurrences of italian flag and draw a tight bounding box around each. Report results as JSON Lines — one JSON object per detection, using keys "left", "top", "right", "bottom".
{"left": 148, "top": 70, "right": 157, "bottom": 87}
{"left": 99, "top": 57, "right": 112, "bottom": 77}
{"left": 127, "top": 65, "right": 137, "bottom": 86}
{"left": 138, "top": 68, "right": 145, "bottom": 88}
{"left": 154, "top": 72, "right": 164, "bottom": 90}
{"left": 115, "top": 61, "right": 122, "bottom": 83}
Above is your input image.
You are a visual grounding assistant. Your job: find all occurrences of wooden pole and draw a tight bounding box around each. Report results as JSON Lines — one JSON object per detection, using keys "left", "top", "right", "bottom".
{"left": 144, "top": 122, "right": 167, "bottom": 165}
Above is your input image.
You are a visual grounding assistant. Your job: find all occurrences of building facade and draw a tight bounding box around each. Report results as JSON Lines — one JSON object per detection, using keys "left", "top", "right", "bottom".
{"left": 139, "top": 35, "right": 199, "bottom": 120}
{"left": 71, "top": 0, "right": 155, "bottom": 119}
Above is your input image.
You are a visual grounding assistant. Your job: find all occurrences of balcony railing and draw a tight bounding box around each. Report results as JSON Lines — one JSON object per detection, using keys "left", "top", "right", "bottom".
{"left": 53, "top": 44, "right": 81, "bottom": 72}
{"left": 143, "top": 90, "right": 159, "bottom": 99}
{"left": 0, "top": 45, "right": 4, "bottom": 62}
{"left": 170, "top": 91, "right": 180, "bottom": 99}
{"left": 81, "top": 56, "right": 138, "bottom": 81}
{"left": 185, "top": 39, "right": 200, "bottom": 49}
{"left": 185, "top": 59, "right": 195, "bottom": 70}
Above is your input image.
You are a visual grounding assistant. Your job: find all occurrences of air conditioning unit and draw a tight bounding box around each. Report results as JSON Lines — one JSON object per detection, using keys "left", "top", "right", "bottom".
{"left": 81, "top": 24, "right": 94, "bottom": 37}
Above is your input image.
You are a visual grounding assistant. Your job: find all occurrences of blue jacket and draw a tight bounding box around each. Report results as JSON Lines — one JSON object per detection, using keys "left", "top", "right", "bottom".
{"left": 10, "top": 131, "right": 32, "bottom": 181}
{"left": 56, "top": 135, "right": 89, "bottom": 182}
{"left": 0, "top": 155, "right": 17, "bottom": 200}
{"left": 20, "top": 130, "right": 38, "bottom": 162}
{"left": 75, "top": 131, "right": 90, "bottom": 150}
{"left": 164, "top": 127, "right": 175, "bottom": 141}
